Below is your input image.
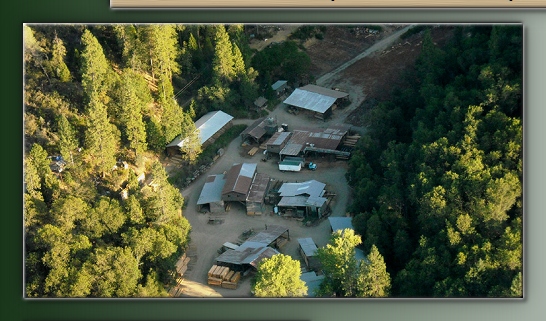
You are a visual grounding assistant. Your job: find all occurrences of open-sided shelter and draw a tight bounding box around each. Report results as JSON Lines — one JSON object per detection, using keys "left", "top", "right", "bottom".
{"left": 283, "top": 84, "right": 348, "bottom": 120}
{"left": 240, "top": 117, "right": 278, "bottom": 144}
{"left": 196, "top": 174, "right": 226, "bottom": 212}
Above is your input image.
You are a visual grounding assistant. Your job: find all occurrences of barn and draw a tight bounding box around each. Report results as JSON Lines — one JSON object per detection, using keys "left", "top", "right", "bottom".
{"left": 165, "top": 110, "right": 233, "bottom": 156}
{"left": 196, "top": 174, "right": 226, "bottom": 213}
{"left": 283, "top": 84, "right": 348, "bottom": 120}
{"left": 221, "top": 163, "right": 257, "bottom": 203}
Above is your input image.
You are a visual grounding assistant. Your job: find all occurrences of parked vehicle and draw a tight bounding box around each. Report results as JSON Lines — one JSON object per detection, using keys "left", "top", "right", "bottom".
{"left": 279, "top": 160, "right": 303, "bottom": 172}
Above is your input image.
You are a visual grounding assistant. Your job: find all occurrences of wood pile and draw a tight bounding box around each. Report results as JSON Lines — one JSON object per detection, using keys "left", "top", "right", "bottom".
{"left": 343, "top": 135, "right": 361, "bottom": 148}
{"left": 248, "top": 147, "right": 259, "bottom": 156}
{"left": 207, "top": 265, "right": 241, "bottom": 289}
{"left": 175, "top": 253, "right": 191, "bottom": 277}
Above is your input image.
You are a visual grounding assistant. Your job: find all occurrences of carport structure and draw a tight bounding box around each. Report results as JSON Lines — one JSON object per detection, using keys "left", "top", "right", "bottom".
{"left": 283, "top": 84, "right": 348, "bottom": 120}
{"left": 196, "top": 174, "right": 226, "bottom": 213}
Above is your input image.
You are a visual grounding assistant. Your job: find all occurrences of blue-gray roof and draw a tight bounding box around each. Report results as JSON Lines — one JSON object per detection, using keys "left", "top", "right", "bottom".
{"left": 279, "top": 180, "right": 326, "bottom": 198}
{"left": 272, "top": 80, "right": 287, "bottom": 91}
{"left": 196, "top": 174, "right": 226, "bottom": 205}
{"left": 300, "top": 271, "right": 325, "bottom": 297}
{"left": 298, "top": 238, "right": 318, "bottom": 257}
{"left": 328, "top": 217, "right": 354, "bottom": 232}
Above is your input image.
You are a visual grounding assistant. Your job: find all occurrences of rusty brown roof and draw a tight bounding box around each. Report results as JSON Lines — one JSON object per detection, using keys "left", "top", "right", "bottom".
{"left": 222, "top": 163, "right": 257, "bottom": 196}
{"left": 246, "top": 173, "right": 271, "bottom": 203}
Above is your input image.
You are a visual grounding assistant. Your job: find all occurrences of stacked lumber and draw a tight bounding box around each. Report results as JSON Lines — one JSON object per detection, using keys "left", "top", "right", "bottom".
{"left": 248, "top": 147, "right": 259, "bottom": 156}
{"left": 343, "top": 135, "right": 361, "bottom": 147}
{"left": 175, "top": 253, "right": 191, "bottom": 277}
{"left": 207, "top": 265, "right": 241, "bottom": 289}
{"left": 221, "top": 271, "right": 241, "bottom": 289}
{"left": 276, "top": 237, "right": 289, "bottom": 249}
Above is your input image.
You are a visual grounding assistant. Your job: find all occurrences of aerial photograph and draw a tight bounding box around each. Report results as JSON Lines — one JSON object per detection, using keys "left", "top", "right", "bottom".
{"left": 23, "top": 23, "right": 523, "bottom": 298}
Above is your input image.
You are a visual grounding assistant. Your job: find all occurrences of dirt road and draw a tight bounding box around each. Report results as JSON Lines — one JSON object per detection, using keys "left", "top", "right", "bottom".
{"left": 315, "top": 25, "right": 414, "bottom": 88}
{"left": 168, "top": 25, "right": 419, "bottom": 298}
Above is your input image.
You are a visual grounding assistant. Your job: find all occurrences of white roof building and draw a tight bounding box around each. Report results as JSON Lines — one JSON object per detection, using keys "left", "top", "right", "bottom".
{"left": 166, "top": 110, "right": 233, "bottom": 149}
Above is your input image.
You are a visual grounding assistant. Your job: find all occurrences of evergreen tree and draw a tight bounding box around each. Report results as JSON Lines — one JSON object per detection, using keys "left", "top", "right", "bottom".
{"left": 50, "top": 32, "right": 72, "bottom": 82}
{"left": 56, "top": 114, "right": 78, "bottom": 166}
{"left": 252, "top": 254, "right": 307, "bottom": 297}
{"left": 356, "top": 245, "right": 391, "bottom": 297}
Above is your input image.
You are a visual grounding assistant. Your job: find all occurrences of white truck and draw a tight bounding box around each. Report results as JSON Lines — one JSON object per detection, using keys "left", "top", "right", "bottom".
{"left": 278, "top": 160, "right": 303, "bottom": 172}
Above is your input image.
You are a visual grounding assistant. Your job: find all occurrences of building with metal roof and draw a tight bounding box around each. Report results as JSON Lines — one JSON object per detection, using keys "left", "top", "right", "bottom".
{"left": 278, "top": 125, "right": 351, "bottom": 159}
{"left": 240, "top": 117, "right": 278, "bottom": 144}
{"left": 266, "top": 131, "right": 292, "bottom": 156}
{"left": 166, "top": 110, "right": 233, "bottom": 155}
{"left": 271, "top": 80, "right": 288, "bottom": 92}
{"left": 283, "top": 85, "right": 348, "bottom": 119}
{"left": 222, "top": 163, "right": 257, "bottom": 202}
{"left": 215, "top": 225, "right": 289, "bottom": 272}
{"left": 300, "top": 271, "right": 325, "bottom": 297}
{"left": 246, "top": 173, "right": 271, "bottom": 216}
{"left": 279, "top": 180, "right": 326, "bottom": 198}
{"left": 196, "top": 174, "right": 226, "bottom": 212}
{"left": 276, "top": 180, "right": 328, "bottom": 218}
{"left": 328, "top": 217, "right": 354, "bottom": 233}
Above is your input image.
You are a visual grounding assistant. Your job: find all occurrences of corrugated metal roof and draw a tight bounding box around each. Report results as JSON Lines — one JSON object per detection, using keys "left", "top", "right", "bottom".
{"left": 166, "top": 110, "right": 233, "bottom": 148}
{"left": 298, "top": 238, "right": 318, "bottom": 257}
{"left": 272, "top": 80, "right": 287, "bottom": 91}
{"left": 283, "top": 88, "right": 337, "bottom": 114}
{"left": 216, "top": 244, "right": 280, "bottom": 267}
{"left": 222, "top": 163, "right": 257, "bottom": 196}
{"left": 254, "top": 96, "right": 268, "bottom": 107}
{"left": 306, "top": 196, "right": 327, "bottom": 207}
{"left": 278, "top": 180, "right": 326, "bottom": 198}
{"left": 266, "top": 131, "right": 292, "bottom": 147}
{"left": 246, "top": 173, "right": 270, "bottom": 203}
{"left": 196, "top": 174, "right": 226, "bottom": 205}
{"left": 328, "top": 217, "right": 354, "bottom": 232}
{"left": 300, "top": 84, "right": 349, "bottom": 99}
{"left": 278, "top": 195, "right": 309, "bottom": 207}
{"left": 246, "top": 225, "right": 289, "bottom": 245}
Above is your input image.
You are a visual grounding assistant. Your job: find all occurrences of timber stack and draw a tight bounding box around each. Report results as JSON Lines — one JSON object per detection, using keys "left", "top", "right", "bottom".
{"left": 207, "top": 265, "right": 241, "bottom": 289}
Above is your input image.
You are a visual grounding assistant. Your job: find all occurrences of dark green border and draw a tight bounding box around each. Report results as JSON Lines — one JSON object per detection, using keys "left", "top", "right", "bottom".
{"left": 11, "top": 2, "right": 545, "bottom": 321}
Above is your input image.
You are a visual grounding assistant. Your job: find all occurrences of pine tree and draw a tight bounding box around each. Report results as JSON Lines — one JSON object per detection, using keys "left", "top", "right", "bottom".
{"left": 50, "top": 32, "right": 71, "bottom": 82}
{"left": 356, "top": 245, "right": 391, "bottom": 297}
{"left": 84, "top": 91, "right": 120, "bottom": 178}
{"left": 56, "top": 115, "right": 78, "bottom": 166}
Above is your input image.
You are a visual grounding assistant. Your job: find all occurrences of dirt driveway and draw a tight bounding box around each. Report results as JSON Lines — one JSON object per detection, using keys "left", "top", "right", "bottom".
{"left": 168, "top": 24, "right": 427, "bottom": 298}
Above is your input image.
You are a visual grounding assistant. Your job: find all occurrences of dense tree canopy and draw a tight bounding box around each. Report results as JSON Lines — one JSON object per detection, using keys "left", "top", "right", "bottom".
{"left": 346, "top": 26, "right": 522, "bottom": 297}
{"left": 252, "top": 254, "right": 307, "bottom": 298}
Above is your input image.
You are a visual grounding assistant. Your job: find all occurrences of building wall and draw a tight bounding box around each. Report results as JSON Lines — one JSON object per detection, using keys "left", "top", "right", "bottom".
{"left": 222, "top": 191, "right": 247, "bottom": 202}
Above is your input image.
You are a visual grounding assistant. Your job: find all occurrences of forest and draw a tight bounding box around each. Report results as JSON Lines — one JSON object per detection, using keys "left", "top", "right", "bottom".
{"left": 23, "top": 23, "right": 522, "bottom": 298}
{"left": 23, "top": 24, "right": 312, "bottom": 297}
{"left": 346, "top": 25, "right": 523, "bottom": 297}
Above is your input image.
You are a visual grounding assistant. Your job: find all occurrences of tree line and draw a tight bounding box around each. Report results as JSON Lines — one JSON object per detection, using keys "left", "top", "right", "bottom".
{"left": 23, "top": 24, "right": 312, "bottom": 297}
{"left": 345, "top": 25, "right": 523, "bottom": 297}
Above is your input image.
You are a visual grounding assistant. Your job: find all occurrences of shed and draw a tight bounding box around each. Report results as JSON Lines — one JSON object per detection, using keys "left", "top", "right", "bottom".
{"left": 246, "top": 173, "right": 271, "bottom": 216}
{"left": 298, "top": 238, "right": 320, "bottom": 270}
{"left": 328, "top": 217, "right": 354, "bottom": 233}
{"left": 221, "top": 163, "right": 257, "bottom": 202}
{"left": 279, "top": 126, "right": 350, "bottom": 160}
{"left": 271, "top": 80, "right": 288, "bottom": 95}
{"left": 240, "top": 117, "right": 278, "bottom": 144}
{"left": 266, "top": 131, "right": 292, "bottom": 155}
{"left": 254, "top": 96, "right": 268, "bottom": 109}
{"left": 246, "top": 225, "right": 290, "bottom": 249}
{"left": 196, "top": 174, "right": 226, "bottom": 212}
{"left": 166, "top": 110, "right": 233, "bottom": 156}
{"left": 283, "top": 85, "right": 348, "bottom": 120}
{"left": 215, "top": 245, "right": 280, "bottom": 272}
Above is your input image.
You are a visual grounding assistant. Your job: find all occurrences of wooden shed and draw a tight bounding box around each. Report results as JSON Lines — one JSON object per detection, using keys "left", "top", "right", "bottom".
{"left": 298, "top": 237, "right": 320, "bottom": 271}
{"left": 246, "top": 173, "right": 271, "bottom": 216}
